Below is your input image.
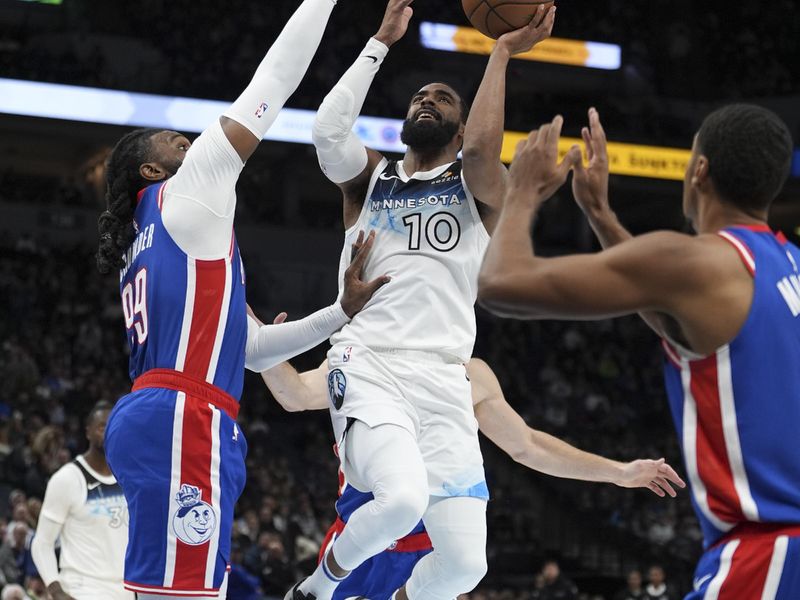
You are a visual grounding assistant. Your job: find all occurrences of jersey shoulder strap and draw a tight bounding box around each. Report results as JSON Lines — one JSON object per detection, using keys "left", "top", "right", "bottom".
{"left": 72, "top": 457, "right": 99, "bottom": 487}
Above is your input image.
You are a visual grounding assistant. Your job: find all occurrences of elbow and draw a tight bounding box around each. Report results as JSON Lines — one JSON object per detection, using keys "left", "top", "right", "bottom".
{"left": 477, "top": 271, "right": 516, "bottom": 315}
{"left": 461, "top": 143, "right": 490, "bottom": 166}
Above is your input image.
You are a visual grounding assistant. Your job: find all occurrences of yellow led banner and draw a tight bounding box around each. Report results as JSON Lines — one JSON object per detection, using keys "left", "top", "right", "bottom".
{"left": 501, "top": 131, "right": 692, "bottom": 181}
{"left": 420, "top": 22, "right": 621, "bottom": 70}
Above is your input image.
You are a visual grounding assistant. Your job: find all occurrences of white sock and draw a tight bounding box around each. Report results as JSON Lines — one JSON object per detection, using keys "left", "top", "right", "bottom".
{"left": 298, "top": 549, "right": 348, "bottom": 600}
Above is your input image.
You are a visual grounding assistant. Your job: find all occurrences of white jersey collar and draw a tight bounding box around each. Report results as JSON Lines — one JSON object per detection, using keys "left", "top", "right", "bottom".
{"left": 76, "top": 455, "right": 117, "bottom": 486}
{"left": 396, "top": 160, "right": 456, "bottom": 183}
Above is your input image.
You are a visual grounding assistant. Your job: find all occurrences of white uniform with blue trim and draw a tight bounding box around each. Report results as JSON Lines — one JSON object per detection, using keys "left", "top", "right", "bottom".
{"left": 328, "top": 158, "right": 490, "bottom": 499}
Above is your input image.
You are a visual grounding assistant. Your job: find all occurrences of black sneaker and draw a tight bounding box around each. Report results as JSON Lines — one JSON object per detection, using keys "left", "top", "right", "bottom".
{"left": 284, "top": 579, "right": 316, "bottom": 600}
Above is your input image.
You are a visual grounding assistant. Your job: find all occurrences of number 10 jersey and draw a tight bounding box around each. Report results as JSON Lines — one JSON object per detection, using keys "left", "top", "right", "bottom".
{"left": 331, "top": 159, "right": 489, "bottom": 362}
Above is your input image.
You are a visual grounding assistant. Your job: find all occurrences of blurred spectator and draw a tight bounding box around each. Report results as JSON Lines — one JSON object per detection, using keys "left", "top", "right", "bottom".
{"left": 614, "top": 569, "right": 645, "bottom": 600}
{"left": 228, "top": 542, "right": 262, "bottom": 600}
{"left": 0, "top": 525, "right": 35, "bottom": 588}
{"left": 644, "top": 565, "right": 677, "bottom": 600}
{"left": 536, "top": 560, "right": 579, "bottom": 600}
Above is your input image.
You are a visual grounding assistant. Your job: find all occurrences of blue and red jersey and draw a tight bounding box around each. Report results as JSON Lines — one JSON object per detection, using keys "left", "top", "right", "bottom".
{"left": 663, "top": 225, "right": 800, "bottom": 548}
{"left": 119, "top": 182, "right": 247, "bottom": 400}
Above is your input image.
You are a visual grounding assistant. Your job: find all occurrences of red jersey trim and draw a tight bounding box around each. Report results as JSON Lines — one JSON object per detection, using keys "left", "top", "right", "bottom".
{"left": 718, "top": 231, "right": 756, "bottom": 276}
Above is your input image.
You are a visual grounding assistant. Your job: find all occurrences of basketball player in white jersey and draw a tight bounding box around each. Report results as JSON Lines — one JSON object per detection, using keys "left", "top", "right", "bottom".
{"left": 289, "top": 2, "right": 558, "bottom": 599}
{"left": 31, "top": 402, "right": 132, "bottom": 600}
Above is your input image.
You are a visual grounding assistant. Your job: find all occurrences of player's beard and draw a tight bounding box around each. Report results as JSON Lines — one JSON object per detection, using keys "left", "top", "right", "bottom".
{"left": 401, "top": 117, "right": 460, "bottom": 150}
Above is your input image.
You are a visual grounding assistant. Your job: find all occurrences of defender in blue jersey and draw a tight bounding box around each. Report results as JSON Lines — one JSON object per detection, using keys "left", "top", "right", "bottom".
{"left": 94, "top": 3, "right": 388, "bottom": 599}
{"left": 478, "top": 104, "right": 799, "bottom": 600}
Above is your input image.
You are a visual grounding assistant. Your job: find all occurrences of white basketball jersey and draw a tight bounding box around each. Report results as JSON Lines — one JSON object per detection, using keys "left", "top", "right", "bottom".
{"left": 40, "top": 456, "right": 128, "bottom": 585}
{"left": 331, "top": 159, "right": 489, "bottom": 362}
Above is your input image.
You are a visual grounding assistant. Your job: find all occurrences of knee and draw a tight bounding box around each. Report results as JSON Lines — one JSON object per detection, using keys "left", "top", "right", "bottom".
{"left": 442, "top": 546, "right": 488, "bottom": 592}
{"left": 376, "top": 482, "right": 428, "bottom": 532}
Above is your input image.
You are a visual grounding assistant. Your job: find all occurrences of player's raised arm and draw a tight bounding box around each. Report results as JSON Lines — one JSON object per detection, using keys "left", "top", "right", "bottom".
{"left": 462, "top": 5, "right": 555, "bottom": 213}
{"left": 468, "top": 359, "right": 685, "bottom": 497}
{"left": 478, "top": 117, "right": 692, "bottom": 319}
{"left": 245, "top": 231, "right": 390, "bottom": 372}
{"left": 159, "top": 0, "right": 339, "bottom": 257}
{"left": 312, "top": 0, "right": 413, "bottom": 217}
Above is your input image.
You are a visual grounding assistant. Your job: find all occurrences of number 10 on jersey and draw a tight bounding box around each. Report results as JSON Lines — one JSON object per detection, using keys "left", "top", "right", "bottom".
{"left": 122, "top": 268, "right": 149, "bottom": 345}
{"left": 403, "top": 212, "right": 461, "bottom": 252}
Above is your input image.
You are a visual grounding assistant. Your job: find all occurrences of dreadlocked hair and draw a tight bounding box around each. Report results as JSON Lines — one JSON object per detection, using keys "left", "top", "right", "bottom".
{"left": 96, "top": 128, "right": 162, "bottom": 274}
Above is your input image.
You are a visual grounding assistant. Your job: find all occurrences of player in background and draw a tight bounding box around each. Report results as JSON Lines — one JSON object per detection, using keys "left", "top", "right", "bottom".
{"left": 31, "top": 402, "right": 130, "bottom": 600}
{"left": 95, "top": 2, "right": 389, "bottom": 599}
{"left": 477, "top": 105, "right": 799, "bottom": 599}
{"left": 291, "top": 1, "right": 558, "bottom": 598}
{"left": 256, "top": 355, "right": 684, "bottom": 600}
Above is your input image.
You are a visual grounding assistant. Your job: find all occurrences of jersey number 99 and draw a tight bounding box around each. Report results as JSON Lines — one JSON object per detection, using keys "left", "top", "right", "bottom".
{"left": 122, "top": 268, "right": 149, "bottom": 345}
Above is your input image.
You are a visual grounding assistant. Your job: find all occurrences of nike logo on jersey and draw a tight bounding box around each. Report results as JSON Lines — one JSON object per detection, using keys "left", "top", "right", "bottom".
{"left": 693, "top": 573, "right": 713, "bottom": 591}
{"left": 364, "top": 55, "right": 378, "bottom": 63}
{"left": 378, "top": 172, "right": 402, "bottom": 181}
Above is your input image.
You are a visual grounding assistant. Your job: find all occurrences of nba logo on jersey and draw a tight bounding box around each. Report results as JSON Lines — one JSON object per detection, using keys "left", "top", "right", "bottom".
{"left": 328, "top": 369, "right": 347, "bottom": 411}
{"left": 255, "top": 102, "right": 269, "bottom": 118}
{"left": 342, "top": 346, "right": 353, "bottom": 363}
{"left": 172, "top": 484, "right": 218, "bottom": 546}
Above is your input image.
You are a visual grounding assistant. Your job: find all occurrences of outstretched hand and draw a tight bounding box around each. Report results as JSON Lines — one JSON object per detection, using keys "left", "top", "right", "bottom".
{"left": 506, "top": 115, "right": 581, "bottom": 206}
{"left": 572, "top": 107, "right": 611, "bottom": 217}
{"left": 496, "top": 5, "right": 556, "bottom": 56}
{"left": 616, "top": 458, "right": 687, "bottom": 498}
{"left": 340, "top": 230, "right": 391, "bottom": 318}
{"left": 374, "top": 0, "right": 414, "bottom": 47}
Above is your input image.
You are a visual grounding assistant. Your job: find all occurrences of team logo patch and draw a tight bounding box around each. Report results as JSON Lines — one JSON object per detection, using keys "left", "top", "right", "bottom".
{"left": 328, "top": 369, "right": 347, "bottom": 411}
{"left": 172, "top": 484, "right": 217, "bottom": 546}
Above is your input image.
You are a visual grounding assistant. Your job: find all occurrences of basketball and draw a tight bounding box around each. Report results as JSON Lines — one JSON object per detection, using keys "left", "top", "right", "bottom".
{"left": 462, "top": 0, "right": 554, "bottom": 39}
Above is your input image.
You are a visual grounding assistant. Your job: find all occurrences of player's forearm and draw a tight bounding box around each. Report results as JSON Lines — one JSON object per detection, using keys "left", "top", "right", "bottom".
{"left": 478, "top": 193, "right": 547, "bottom": 317}
{"left": 463, "top": 46, "right": 510, "bottom": 165}
{"left": 260, "top": 362, "right": 314, "bottom": 412}
{"left": 520, "top": 429, "right": 625, "bottom": 484}
{"left": 245, "top": 304, "right": 349, "bottom": 373}
{"left": 312, "top": 38, "right": 387, "bottom": 183}
{"left": 585, "top": 207, "right": 632, "bottom": 249}
{"left": 223, "top": 0, "right": 336, "bottom": 140}
{"left": 30, "top": 526, "right": 60, "bottom": 587}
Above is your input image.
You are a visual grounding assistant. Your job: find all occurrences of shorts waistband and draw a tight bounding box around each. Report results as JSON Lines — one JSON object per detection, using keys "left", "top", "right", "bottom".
{"left": 714, "top": 522, "right": 800, "bottom": 548}
{"left": 333, "top": 517, "right": 432, "bottom": 553}
{"left": 369, "top": 347, "right": 464, "bottom": 365}
{"left": 132, "top": 368, "right": 239, "bottom": 419}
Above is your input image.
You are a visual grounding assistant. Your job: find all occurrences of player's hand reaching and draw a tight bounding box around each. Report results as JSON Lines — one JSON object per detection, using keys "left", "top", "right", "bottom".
{"left": 340, "top": 230, "right": 391, "bottom": 318}
{"left": 48, "top": 585, "right": 77, "bottom": 600}
{"left": 572, "top": 107, "right": 611, "bottom": 219}
{"left": 374, "top": 0, "right": 414, "bottom": 47}
{"left": 496, "top": 5, "right": 556, "bottom": 57}
{"left": 506, "top": 115, "right": 581, "bottom": 207}
{"left": 615, "top": 458, "right": 687, "bottom": 498}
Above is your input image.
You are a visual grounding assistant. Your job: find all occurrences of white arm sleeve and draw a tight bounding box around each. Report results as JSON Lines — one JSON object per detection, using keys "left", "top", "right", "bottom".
{"left": 223, "top": 0, "right": 337, "bottom": 140}
{"left": 163, "top": 0, "right": 338, "bottom": 258}
{"left": 33, "top": 466, "right": 81, "bottom": 586}
{"left": 312, "top": 38, "right": 389, "bottom": 183}
{"left": 245, "top": 304, "right": 350, "bottom": 372}
{"left": 162, "top": 120, "right": 243, "bottom": 259}
{"left": 31, "top": 516, "right": 62, "bottom": 587}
